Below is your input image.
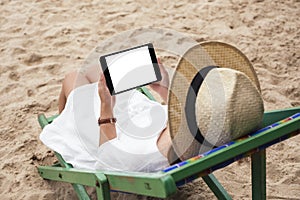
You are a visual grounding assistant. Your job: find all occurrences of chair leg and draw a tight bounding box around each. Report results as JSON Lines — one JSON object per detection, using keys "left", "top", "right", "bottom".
{"left": 251, "top": 149, "right": 266, "bottom": 200}
{"left": 95, "top": 174, "right": 111, "bottom": 200}
{"left": 73, "top": 184, "right": 91, "bottom": 200}
{"left": 54, "top": 152, "right": 91, "bottom": 199}
{"left": 202, "top": 173, "right": 232, "bottom": 200}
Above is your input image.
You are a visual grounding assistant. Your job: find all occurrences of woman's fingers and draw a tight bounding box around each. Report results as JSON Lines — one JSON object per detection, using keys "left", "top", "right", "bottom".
{"left": 98, "top": 75, "right": 109, "bottom": 97}
{"left": 98, "top": 73, "right": 116, "bottom": 109}
{"left": 99, "top": 74, "right": 109, "bottom": 92}
{"left": 157, "top": 59, "right": 169, "bottom": 88}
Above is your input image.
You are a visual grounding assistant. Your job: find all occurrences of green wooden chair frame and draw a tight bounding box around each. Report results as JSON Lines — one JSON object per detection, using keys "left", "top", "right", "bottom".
{"left": 37, "top": 87, "right": 300, "bottom": 200}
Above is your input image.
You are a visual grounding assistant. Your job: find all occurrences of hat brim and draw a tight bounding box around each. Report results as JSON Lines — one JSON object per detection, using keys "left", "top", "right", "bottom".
{"left": 167, "top": 41, "right": 261, "bottom": 162}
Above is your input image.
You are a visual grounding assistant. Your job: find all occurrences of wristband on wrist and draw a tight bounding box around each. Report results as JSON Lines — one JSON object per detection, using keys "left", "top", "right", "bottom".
{"left": 98, "top": 117, "right": 117, "bottom": 126}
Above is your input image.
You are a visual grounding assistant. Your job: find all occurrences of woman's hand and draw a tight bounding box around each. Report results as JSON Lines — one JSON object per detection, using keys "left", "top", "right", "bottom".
{"left": 149, "top": 58, "right": 170, "bottom": 102}
{"left": 98, "top": 74, "right": 116, "bottom": 114}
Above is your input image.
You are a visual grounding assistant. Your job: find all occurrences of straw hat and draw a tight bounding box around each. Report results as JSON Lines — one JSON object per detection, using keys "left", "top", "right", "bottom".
{"left": 167, "top": 41, "right": 264, "bottom": 163}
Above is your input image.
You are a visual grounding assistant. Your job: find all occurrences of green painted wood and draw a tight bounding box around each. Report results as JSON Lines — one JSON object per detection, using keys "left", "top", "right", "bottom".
{"left": 38, "top": 114, "right": 49, "bottom": 129}
{"left": 38, "top": 113, "right": 59, "bottom": 128}
{"left": 202, "top": 174, "right": 232, "bottom": 200}
{"left": 54, "top": 153, "right": 91, "bottom": 200}
{"left": 167, "top": 116, "right": 299, "bottom": 183}
{"left": 38, "top": 114, "right": 91, "bottom": 200}
{"left": 38, "top": 166, "right": 106, "bottom": 187}
{"left": 95, "top": 174, "right": 111, "bottom": 200}
{"left": 73, "top": 186, "right": 91, "bottom": 200}
{"left": 101, "top": 171, "right": 177, "bottom": 198}
{"left": 251, "top": 150, "right": 266, "bottom": 200}
{"left": 47, "top": 114, "right": 59, "bottom": 123}
{"left": 38, "top": 166, "right": 177, "bottom": 198}
{"left": 54, "top": 152, "right": 72, "bottom": 168}
{"left": 262, "top": 107, "right": 300, "bottom": 127}
{"left": 138, "top": 87, "right": 156, "bottom": 101}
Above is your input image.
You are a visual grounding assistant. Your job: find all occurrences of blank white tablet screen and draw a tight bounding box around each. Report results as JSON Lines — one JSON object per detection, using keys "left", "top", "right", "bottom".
{"left": 105, "top": 46, "right": 157, "bottom": 93}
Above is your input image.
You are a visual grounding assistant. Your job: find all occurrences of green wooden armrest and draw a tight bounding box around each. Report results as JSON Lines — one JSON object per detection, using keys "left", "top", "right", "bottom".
{"left": 38, "top": 166, "right": 177, "bottom": 198}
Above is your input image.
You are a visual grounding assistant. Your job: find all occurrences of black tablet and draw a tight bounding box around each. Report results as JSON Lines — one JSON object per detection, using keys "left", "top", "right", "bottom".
{"left": 100, "top": 43, "right": 161, "bottom": 95}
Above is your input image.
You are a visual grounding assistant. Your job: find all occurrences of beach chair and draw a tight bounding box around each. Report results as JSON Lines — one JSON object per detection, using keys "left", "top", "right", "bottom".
{"left": 37, "top": 87, "right": 300, "bottom": 200}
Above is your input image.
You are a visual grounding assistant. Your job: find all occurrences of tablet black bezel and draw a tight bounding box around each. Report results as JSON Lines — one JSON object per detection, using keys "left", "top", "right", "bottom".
{"left": 99, "top": 43, "right": 161, "bottom": 95}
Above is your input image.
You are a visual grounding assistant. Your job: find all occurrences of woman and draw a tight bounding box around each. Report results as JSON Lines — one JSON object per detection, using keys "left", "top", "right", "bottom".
{"left": 40, "top": 59, "right": 172, "bottom": 172}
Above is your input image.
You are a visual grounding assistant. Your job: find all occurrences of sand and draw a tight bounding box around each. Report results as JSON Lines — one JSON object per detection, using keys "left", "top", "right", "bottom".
{"left": 0, "top": 0, "right": 299, "bottom": 199}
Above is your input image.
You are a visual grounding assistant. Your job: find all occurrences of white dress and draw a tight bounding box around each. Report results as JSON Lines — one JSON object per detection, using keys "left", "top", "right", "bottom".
{"left": 40, "top": 83, "right": 169, "bottom": 172}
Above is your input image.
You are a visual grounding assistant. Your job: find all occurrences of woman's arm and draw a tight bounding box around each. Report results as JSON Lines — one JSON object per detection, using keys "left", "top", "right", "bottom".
{"left": 150, "top": 59, "right": 172, "bottom": 159}
{"left": 149, "top": 58, "right": 170, "bottom": 103}
{"left": 98, "top": 74, "right": 117, "bottom": 145}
